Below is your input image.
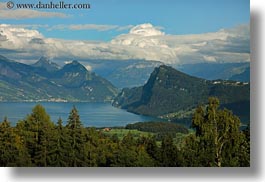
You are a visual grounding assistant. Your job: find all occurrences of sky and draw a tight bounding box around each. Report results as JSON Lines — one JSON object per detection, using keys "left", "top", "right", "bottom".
{"left": 0, "top": 0, "right": 250, "bottom": 65}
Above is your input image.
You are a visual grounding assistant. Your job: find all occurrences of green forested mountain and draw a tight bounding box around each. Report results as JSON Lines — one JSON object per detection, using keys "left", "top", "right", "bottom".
{"left": 0, "top": 56, "right": 118, "bottom": 102}
{"left": 113, "top": 65, "right": 250, "bottom": 120}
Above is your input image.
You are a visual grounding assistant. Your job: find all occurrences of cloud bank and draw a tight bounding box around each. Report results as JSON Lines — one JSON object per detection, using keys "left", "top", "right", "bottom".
{"left": 0, "top": 23, "right": 250, "bottom": 65}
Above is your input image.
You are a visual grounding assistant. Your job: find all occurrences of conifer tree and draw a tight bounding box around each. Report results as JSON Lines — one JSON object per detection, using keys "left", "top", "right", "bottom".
{"left": 17, "top": 104, "right": 54, "bottom": 166}
{"left": 50, "top": 117, "right": 69, "bottom": 166}
{"left": 0, "top": 117, "right": 13, "bottom": 166}
{"left": 0, "top": 117, "right": 30, "bottom": 166}
{"left": 66, "top": 106, "right": 85, "bottom": 166}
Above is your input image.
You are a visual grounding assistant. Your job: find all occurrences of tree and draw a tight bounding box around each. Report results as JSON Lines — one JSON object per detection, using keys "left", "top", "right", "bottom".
{"left": 159, "top": 135, "right": 178, "bottom": 166}
{"left": 0, "top": 117, "right": 30, "bottom": 166}
{"left": 49, "top": 117, "right": 69, "bottom": 167}
{"left": 0, "top": 117, "right": 14, "bottom": 166}
{"left": 66, "top": 106, "right": 82, "bottom": 129}
{"left": 137, "top": 135, "right": 158, "bottom": 163}
{"left": 66, "top": 106, "right": 85, "bottom": 166}
{"left": 16, "top": 104, "right": 55, "bottom": 166}
{"left": 239, "top": 124, "right": 250, "bottom": 166}
{"left": 189, "top": 97, "right": 249, "bottom": 167}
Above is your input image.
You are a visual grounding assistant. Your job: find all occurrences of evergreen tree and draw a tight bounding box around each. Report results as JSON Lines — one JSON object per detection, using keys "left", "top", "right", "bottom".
{"left": 17, "top": 104, "right": 54, "bottom": 166}
{"left": 0, "top": 117, "right": 14, "bottom": 166}
{"left": 49, "top": 117, "right": 69, "bottom": 167}
{"left": 66, "top": 106, "right": 85, "bottom": 166}
{"left": 0, "top": 117, "right": 30, "bottom": 166}
{"left": 159, "top": 135, "right": 178, "bottom": 166}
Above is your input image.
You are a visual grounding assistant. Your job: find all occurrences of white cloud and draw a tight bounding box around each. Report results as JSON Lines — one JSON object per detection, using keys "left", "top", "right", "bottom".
{"left": 129, "top": 23, "right": 165, "bottom": 36}
{"left": 64, "top": 61, "right": 72, "bottom": 64}
{"left": 0, "top": 2, "right": 67, "bottom": 19}
{"left": 84, "top": 64, "right": 92, "bottom": 71}
{"left": 203, "top": 55, "right": 216, "bottom": 62}
{"left": 0, "top": 23, "right": 250, "bottom": 65}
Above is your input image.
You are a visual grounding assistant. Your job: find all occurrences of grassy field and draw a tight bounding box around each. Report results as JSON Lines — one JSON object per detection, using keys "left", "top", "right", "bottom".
{"left": 102, "top": 128, "right": 153, "bottom": 140}
{"left": 101, "top": 128, "right": 194, "bottom": 147}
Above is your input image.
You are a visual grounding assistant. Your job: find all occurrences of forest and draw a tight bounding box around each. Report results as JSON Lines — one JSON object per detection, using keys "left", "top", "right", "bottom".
{"left": 0, "top": 97, "right": 250, "bottom": 167}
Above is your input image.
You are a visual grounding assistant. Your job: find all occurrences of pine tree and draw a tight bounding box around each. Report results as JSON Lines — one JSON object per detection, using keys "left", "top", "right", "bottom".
{"left": 49, "top": 117, "right": 69, "bottom": 167}
{"left": 66, "top": 106, "right": 85, "bottom": 166}
{"left": 0, "top": 117, "right": 13, "bottom": 166}
{"left": 0, "top": 117, "right": 30, "bottom": 166}
{"left": 17, "top": 104, "right": 54, "bottom": 166}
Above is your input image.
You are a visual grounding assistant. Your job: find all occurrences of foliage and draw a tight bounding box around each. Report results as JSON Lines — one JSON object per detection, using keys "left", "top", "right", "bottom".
{"left": 125, "top": 121, "right": 189, "bottom": 141}
{"left": 181, "top": 97, "right": 250, "bottom": 167}
{"left": 126, "top": 121, "right": 188, "bottom": 134}
{"left": 0, "top": 101, "right": 250, "bottom": 167}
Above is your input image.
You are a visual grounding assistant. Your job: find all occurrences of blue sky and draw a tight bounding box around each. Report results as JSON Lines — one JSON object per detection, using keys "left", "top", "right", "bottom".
{"left": 0, "top": 0, "right": 249, "bottom": 41}
{"left": 0, "top": 0, "right": 250, "bottom": 64}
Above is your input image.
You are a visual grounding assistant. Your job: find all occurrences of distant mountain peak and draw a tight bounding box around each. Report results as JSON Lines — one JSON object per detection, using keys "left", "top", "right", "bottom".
{"left": 60, "top": 60, "right": 89, "bottom": 76}
{"left": 32, "top": 56, "right": 60, "bottom": 72}
{"left": 67, "top": 60, "right": 83, "bottom": 67}
{"left": 158, "top": 64, "right": 182, "bottom": 72}
{"left": 65, "top": 60, "right": 85, "bottom": 68}
{"left": 39, "top": 56, "right": 51, "bottom": 64}
{"left": 71, "top": 60, "right": 79, "bottom": 64}
{"left": 153, "top": 64, "right": 198, "bottom": 80}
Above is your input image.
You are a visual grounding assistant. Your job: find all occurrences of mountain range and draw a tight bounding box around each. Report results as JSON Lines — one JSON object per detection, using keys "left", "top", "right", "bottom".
{"left": 0, "top": 55, "right": 250, "bottom": 123}
{"left": 113, "top": 65, "right": 250, "bottom": 123}
{"left": 177, "top": 62, "right": 250, "bottom": 82}
{"left": 77, "top": 59, "right": 162, "bottom": 89}
{"left": 0, "top": 55, "right": 117, "bottom": 102}
{"left": 85, "top": 59, "right": 249, "bottom": 89}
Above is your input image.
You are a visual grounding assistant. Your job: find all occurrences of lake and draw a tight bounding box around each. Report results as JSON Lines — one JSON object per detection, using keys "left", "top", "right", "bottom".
{"left": 0, "top": 102, "right": 157, "bottom": 127}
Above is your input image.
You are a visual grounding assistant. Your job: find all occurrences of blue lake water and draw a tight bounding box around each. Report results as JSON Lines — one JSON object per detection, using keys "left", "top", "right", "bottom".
{"left": 0, "top": 102, "right": 157, "bottom": 127}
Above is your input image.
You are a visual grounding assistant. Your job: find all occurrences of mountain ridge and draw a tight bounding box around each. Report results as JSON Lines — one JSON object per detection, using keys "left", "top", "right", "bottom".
{"left": 113, "top": 65, "right": 250, "bottom": 121}
{"left": 177, "top": 62, "right": 250, "bottom": 82}
{"left": 32, "top": 56, "right": 60, "bottom": 72}
{"left": 0, "top": 55, "right": 118, "bottom": 102}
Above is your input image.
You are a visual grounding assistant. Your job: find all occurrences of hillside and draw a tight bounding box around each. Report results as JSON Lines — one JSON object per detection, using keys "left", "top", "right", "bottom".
{"left": 0, "top": 56, "right": 118, "bottom": 102}
{"left": 113, "top": 65, "right": 250, "bottom": 121}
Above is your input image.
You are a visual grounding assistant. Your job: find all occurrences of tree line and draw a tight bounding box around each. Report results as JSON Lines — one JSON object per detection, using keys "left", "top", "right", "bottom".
{"left": 0, "top": 97, "right": 250, "bottom": 167}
